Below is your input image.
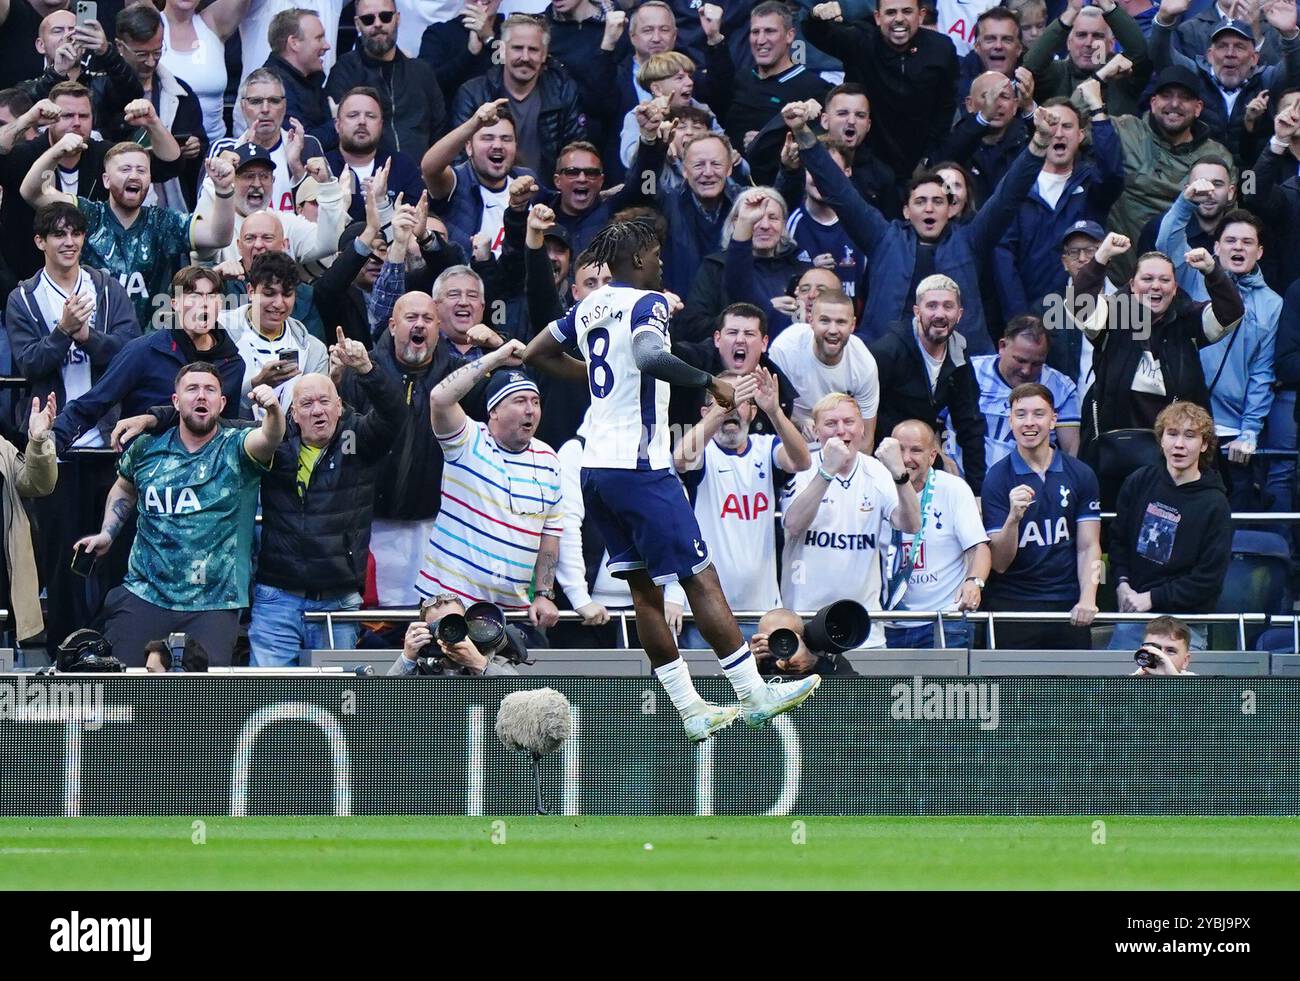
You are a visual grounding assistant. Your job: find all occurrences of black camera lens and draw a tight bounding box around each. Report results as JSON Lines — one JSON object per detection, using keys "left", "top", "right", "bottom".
{"left": 768, "top": 627, "right": 800, "bottom": 660}
{"left": 1134, "top": 646, "right": 1162, "bottom": 670}
{"left": 805, "top": 600, "right": 871, "bottom": 654}
{"left": 437, "top": 613, "right": 468, "bottom": 645}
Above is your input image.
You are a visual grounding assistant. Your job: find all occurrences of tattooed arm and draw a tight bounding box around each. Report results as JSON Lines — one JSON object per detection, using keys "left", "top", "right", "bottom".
{"left": 429, "top": 339, "right": 525, "bottom": 436}
{"left": 73, "top": 476, "right": 138, "bottom": 557}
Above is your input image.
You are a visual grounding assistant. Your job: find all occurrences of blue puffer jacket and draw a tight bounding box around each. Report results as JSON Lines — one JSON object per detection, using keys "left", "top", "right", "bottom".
{"left": 994, "top": 119, "right": 1126, "bottom": 318}
{"left": 801, "top": 137, "right": 1046, "bottom": 354}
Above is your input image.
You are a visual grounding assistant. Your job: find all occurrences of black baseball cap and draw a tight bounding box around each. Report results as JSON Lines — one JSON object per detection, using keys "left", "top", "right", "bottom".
{"left": 231, "top": 142, "right": 275, "bottom": 172}
{"left": 1151, "top": 65, "right": 1203, "bottom": 97}
{"left": 542, "top": 225, "right": 572, "bottom": 253}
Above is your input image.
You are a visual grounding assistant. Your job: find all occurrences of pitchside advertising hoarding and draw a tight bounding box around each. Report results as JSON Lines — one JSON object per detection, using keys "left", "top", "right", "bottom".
{"left": 0, "top": 677, "right": 1297, "bottom": 816}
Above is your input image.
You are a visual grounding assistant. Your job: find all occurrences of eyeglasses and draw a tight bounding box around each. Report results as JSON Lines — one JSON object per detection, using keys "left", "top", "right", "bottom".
{"left": 123, "top": 46, "right": 164, "bottom": 63}
{"left": 558, "top": 166, "right": 602, "bottom": 178}
{"left": 357, "top": 11, "right": 396, "bottom": 25}
{"left": 243, "top": 96, "right": 285, "bottom": 108}
{"left": 1064, "top": 246, "right": 1098, "bottom": 259}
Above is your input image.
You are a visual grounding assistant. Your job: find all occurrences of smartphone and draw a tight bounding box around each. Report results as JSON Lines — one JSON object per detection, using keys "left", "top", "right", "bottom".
{"left": 277, "top": 348, "right": 300, "bottom": 367}
{"left": 75, "top": 2, "right": 97, "bottom": 27}
{"left": 70, "top": 544, "right": 97, "bottom": 578}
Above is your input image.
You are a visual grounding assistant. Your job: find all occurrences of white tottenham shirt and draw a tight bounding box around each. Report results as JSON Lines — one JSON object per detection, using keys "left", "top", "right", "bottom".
{"left": 888, "top": 468, "right": 989, "bottom": 615}
{"left": 684, "top": 434, "right": 786, "bottom": 613}
{"left": 780, "top": 448, "right": 899, "bottom": 647}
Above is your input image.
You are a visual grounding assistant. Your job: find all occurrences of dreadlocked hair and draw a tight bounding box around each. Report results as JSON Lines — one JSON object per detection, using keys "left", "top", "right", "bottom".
{"left": 586, "top": 218, "right": 659, "bottom": 271}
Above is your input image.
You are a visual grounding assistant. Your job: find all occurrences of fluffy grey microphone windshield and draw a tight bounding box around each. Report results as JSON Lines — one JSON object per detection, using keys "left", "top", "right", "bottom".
{"left": 495, "top": 688, "right": 572, "bottom": 754}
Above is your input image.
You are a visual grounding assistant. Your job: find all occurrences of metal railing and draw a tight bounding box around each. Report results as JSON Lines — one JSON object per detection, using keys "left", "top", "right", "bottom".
{"left": 304, "top": 608, "right": 1282, "bottom": 653}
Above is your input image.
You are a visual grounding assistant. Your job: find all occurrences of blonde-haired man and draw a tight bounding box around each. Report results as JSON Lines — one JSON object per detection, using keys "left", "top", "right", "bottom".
{"left": 780, "top": 391, "right": 921, "bottom": 647}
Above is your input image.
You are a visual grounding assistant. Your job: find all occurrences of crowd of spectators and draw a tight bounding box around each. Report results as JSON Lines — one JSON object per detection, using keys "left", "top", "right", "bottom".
{"left": 0, "top": 0, "right": 1295, "bottom": 666}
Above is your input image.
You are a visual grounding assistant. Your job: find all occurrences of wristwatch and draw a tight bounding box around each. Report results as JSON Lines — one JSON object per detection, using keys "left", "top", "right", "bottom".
{"left": 535, "top": 588, "right": 556, "bottom": 601}
{"left": 893, "top": 471, "right": 909, "bottom": 485}
{"left": 964, "top": 576, "right": 985, "bottom": 590}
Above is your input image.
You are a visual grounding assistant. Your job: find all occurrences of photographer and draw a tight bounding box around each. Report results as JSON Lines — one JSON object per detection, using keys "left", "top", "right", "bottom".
{"left": 750, "top": 607, "right": 858, "bottom": 678}
{"left": 1132, "top": 615, "right": 1196, "bottom": 676}
{"left": 388, "top": 593, "right": 523, "bottom": 676}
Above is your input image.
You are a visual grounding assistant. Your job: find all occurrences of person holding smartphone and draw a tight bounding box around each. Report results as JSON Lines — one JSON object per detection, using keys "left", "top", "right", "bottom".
{"left": 219, "top": 250, "right": 329, "bottom": 418}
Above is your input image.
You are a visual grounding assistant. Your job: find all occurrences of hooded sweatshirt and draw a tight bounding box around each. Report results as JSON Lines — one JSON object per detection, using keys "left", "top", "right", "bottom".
{"left": 1110, "top": 463, "right": 1233, "bottom": 612}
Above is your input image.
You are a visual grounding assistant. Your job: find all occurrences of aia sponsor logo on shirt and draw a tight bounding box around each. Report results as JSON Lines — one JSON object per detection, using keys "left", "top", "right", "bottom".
{"left": 720, "top": 491, "right": 770, "bottom": 520}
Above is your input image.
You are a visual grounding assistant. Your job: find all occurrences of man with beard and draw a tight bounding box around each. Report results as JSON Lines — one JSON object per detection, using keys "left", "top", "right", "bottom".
{"left": 212, "top": 69, "right": 325, "bottom": 215}
{"left": 770, "top": 289, "right": 880, "bottom": 443}
{"left": 451, "top": 14, "right": 585, "bottom": 180}
{"left": 1150, "top": 6, "right": 1300, "bottom": 166}
{"left": 339, "top": 289, "right": 487, "bottom": 606}
{"left": 670, "top": 302, "right": 798, "bottom": 438}
{"left": 0, "top": 80, "right": 180, "bottom": 279}
{"left": 673, "top": 367, "right": 811, "bottom": 651}
{"left": 327, "top": 0, "right": 446, "bottom": 162}
{"left": 219, "top": 250, "right": 329, "bottom": 418}
{"left": 325, "top": 86, "right": 425, "bottom": 222}
{"left": 422, "top": 99, "right": 537, "bottom": 258}
{"left": 74, "top": 364, "right": 284, "bottom": 667}
{"left": 1104, "top": 64, "right": 1233, "bottom": 282}
{"left": 205, "top": 143, "right": 348, "bottom": 268}
{"left": 869, "top": 275, "right": 988, "bottom": 495}
{"left": 1023, "top": 0, "right": 1152, "bottom": 117}
{"left": 262, "top": 7, "right": 336, "bottom": 154}
{"left": 21, "top": 141, "right": 236, "bottom": 329}
{"left": 774, "top": 84, "right": 898, "bottom": 227}
{"left": 805, "top": 1, "right": 958, "bottom": 183}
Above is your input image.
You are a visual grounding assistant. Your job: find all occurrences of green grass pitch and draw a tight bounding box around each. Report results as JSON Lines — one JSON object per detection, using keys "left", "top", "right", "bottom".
{"left": 2, "top": 816, "right": 1298, "bottom": 889}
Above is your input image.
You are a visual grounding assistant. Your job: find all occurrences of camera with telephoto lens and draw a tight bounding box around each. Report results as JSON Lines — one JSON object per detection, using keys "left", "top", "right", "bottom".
{"left": 417, "top": 602, "right": 516, "bottom": 672}
{"left": 1134, "top": 644, "right": 1164, "bottom": 670}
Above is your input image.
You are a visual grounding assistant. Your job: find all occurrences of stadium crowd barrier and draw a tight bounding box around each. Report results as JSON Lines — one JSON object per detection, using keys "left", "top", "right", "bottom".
{"left": 1, "top": 675, "right": 1296, "bottom": 816}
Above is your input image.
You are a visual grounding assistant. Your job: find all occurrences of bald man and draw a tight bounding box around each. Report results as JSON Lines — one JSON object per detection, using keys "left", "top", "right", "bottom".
{"left": 249, "top": 346, "right": 407, "bottom": 665}
{"left": 882, "top": 419, "right": 991, "bottom": 650}
{"left": 19, "top": 8, "right": 144, "bottom": 135}
{"left": 215, "top": 210, "right": 326, "bottom": 341}
{"left": 936, "top": 69, "right": 1035, "bottom": 204}
{"left": 339, "top": 288, "right": 495, "bottom": 606}
{"left": 749, "top": 607, "right": 859, "bottom": 677}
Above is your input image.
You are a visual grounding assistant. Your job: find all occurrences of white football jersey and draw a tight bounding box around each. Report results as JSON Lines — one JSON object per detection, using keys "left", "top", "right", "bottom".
{"left": 686, "top": 435, "right": 785, "bottom": 612}
{"left": 548, "top": 283, "right": 675, "bottom": 470}
{"left": 780, "top": 449, "right": 898, "bottom": 647}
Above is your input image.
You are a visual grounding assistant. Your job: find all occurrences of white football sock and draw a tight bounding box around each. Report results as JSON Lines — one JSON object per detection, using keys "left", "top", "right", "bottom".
{"left": 720, "top": 644, "right": 764, "bottom": 701}
{"left": 655, "top": 657, "right": 705, "bottom": 716}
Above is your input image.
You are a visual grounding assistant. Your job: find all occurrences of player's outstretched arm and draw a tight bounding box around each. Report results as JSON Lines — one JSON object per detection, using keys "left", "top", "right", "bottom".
{"left": 522, "top": 329, "right": 588, "bottom": 383}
